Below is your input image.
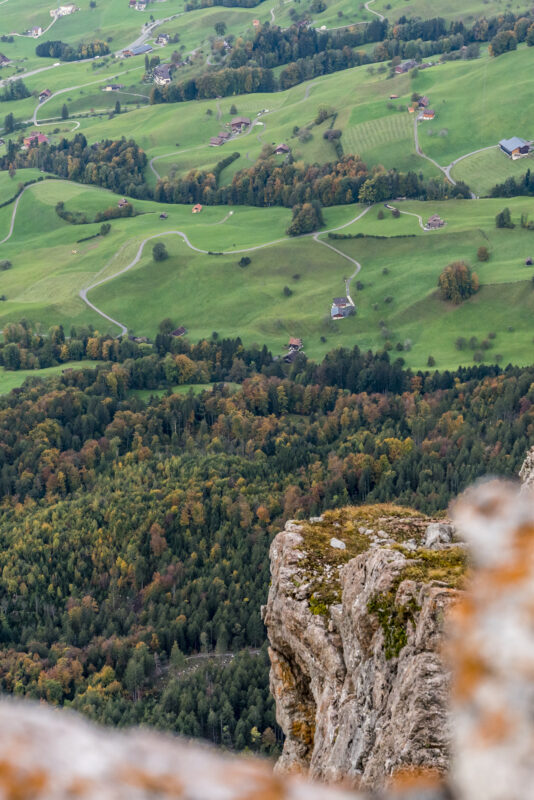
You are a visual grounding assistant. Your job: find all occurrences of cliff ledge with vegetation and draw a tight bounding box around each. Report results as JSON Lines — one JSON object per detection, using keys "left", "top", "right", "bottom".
{"left": 262, "top": 504, "right": 467, "bottom": 789}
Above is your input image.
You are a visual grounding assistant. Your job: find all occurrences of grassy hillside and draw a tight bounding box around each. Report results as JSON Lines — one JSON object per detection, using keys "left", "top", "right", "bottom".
{"left": 48, "top": 46, "right": 531, "bottom": 188}
{"left": 2, "top": 175, "right": 534, "bottom": 371}
{"left": 371, "top": 0, "right": 533, "bottom": 23}
{"left": 451, "top": 148, "right": 533, "bottom": 197}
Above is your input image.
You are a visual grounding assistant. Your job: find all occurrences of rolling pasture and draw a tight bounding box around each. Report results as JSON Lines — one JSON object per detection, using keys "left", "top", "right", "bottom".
{"left": 371, "top": 0, "right": 533, "bottom": 23}
{"left": 45, "top": 45, "right": 533, "bottom": 191}
{"left": 1, "top": 172, "right": 534, "bottom": 373}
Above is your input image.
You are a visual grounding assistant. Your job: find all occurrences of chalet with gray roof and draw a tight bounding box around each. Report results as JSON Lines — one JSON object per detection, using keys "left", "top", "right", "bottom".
{"left": 499, "top": 137, "right": 530, "bottom": 159}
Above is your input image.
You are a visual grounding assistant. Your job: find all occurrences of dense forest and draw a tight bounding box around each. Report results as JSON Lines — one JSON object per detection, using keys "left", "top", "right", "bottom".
{"left": 0, "top": 334, "right": 532, "bottom": 748}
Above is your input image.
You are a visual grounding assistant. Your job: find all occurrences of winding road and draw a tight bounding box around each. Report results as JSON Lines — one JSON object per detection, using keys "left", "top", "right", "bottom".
{"left": 444, "top": 144, "right": 497, "bottom": 184}
{"left": 413, "top": 114, "right": 483, "bottom": 198}
{"left": 413, "top": 115, "right": 450, "bottom": 182}
{"left": 0, "top": 186, "right": 31, "bottom": 246}
{"left": 79, "top": 205, "right": 373, "bottom": 335}
{"left": 387, "top": 205, "right": 426, "bottom": 230}
{"left": 364, "top": 0, "right": 385, "bottom": 21}
{"left": 33, "top": 66, "right": 144, "bottom": 126}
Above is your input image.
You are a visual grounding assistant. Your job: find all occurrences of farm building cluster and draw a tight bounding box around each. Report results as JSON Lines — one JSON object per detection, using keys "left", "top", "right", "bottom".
{"left": 408, "top": 95, "right": 435, "bottom": 120}
{"left": 331, "top": 297, "right": 355, "bottom": 319}
{"left": 22, "top": 132, "right": 49, "bottom": 149}
{"left": 499, "top": 137, "right": 531, "bottom": 160}
{"left": 122, "top": 43, "right": 152, "bottom": 57}
{"left": 282, "top": 338, "right": 303, "bottom": 364}
{"left": 395, "top": 60, "right": 433, "bottom": 74}
{"left": 426, "top": 214, "right": 445, "bottom": 229}
{"left": 209, "top": 117, "right": 251, "bottom": 146}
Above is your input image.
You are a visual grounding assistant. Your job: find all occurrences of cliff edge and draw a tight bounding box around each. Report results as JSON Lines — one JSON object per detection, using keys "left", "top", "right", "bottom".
{"left": 262, "top": 504, "right": 467, "bottom": 789}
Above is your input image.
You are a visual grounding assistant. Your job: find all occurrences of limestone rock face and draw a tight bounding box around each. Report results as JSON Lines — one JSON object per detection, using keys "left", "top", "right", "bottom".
{"left": 262, "top": 506, "right": 464, "bottom": 790}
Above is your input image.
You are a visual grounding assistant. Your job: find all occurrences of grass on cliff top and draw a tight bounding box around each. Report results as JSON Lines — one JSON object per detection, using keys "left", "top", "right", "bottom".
{"left": 395, "top": 545, "right": 469, "bottom": 590}
{"left": 293, "top": 504, "right": 430, "bottom": 615}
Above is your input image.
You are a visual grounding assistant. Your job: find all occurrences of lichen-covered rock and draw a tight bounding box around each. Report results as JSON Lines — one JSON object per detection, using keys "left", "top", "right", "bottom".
{"left": 263, "top": 505, "right": 466, "bottom": 790}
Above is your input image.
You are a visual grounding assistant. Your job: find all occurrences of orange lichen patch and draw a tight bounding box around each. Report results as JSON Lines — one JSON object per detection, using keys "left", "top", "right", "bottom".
{"left": 474, "top": 708, "right": 515, "bottom": 746}
{"left": 66, "top": 777, "right": 92, "bottom": 796}
{"left": 0, "top": 761, "right": 48, "bottom": 800}
{"left": 389, "top": 766, "right": 444, "bottom": 792}
{"left": 290, "top": 719, "right": 315, "bottom": 747}
{"left": 447, "top": 595, "right": 476, "bottom": 634}
{"left": 120, "top": 768, "right": 184, "bottom": 796}
{"left": 231, "top": 770, "right": 287, "bottom": 800}
{"left": 488, "top": 560, "right": 531, "bottom": 588}
{"left": 451, "top": 648, "right": 489, "bottom": 701}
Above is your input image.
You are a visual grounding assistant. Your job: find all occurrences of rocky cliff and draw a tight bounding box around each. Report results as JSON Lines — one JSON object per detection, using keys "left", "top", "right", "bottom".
{"left": 262, "top": 504, "right": 467, "bottom": 789}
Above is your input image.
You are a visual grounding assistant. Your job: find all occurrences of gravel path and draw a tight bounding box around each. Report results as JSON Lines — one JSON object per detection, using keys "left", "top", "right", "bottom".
{"left": 364, "top": 0, "right": 384, "bottom": 21}
{"left": 80, "top": 205, "right": 374, "bottom": 335}
{"left": 0, "top": 187, "right": 30, "bottom": 245}
{"left": 33, "top": 66, "right": 144, "bottom": 125}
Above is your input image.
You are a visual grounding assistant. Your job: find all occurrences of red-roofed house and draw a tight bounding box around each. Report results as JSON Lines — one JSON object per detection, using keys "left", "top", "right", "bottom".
{"left": 23, "top": 132, "right": 49, "bottom": 148}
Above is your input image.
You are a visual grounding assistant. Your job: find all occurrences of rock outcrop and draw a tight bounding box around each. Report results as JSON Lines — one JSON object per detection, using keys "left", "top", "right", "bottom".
{"left": 262, "top": 505, "right": 466, "bottom": 789}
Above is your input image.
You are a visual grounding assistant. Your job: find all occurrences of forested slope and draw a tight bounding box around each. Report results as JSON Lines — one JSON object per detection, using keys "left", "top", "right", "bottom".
{"left": 0, "top": 343, "right": 532, "bottom": 751}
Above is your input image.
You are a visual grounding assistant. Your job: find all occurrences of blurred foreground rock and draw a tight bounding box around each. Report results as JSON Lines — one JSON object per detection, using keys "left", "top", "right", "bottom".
{"left": 0, "top": 698, "right": 359, "bottom": 800}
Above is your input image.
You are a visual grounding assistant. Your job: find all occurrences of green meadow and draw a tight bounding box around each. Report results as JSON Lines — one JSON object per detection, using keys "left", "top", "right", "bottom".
{"left": 0, "top": 359, "right": 105, "bottom": 394}
{"left": 47, "top": 45, "right": 531, "bottom": 190}
{"left": 2, "top": 174, "right": 534, "bottom": 371}
{"left": 451, "top": 149, "right": 533, "bottom": 197}
{"left": 371, "top": 0, "right": 533, "bottom": 23}
{"left": 1, "top": 4, "right": 534, "bottom": 373}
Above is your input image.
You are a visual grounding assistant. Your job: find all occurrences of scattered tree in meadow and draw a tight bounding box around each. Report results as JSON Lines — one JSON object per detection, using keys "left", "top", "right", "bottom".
{"left": 477, "top": 246, "right": 490, "bottom": 261}
{"left": 496, "top": 207, "right": 515, "bottom": 228}
{"left": 438, "top": 261, "right": 479, "bottom": 304}
{"left": 153, "top": 241, "right": 169, "bottom": 261}
{"left": 286, "top": 202, "right": 324, "bottom": 236}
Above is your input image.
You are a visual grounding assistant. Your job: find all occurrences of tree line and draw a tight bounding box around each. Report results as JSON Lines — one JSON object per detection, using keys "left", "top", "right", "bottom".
{"left": 0, "top": 80, "right": 30, "bottom": 103}
{"left": 490, "top": 168, "right": 534, "bottom": 199}
{"left": 0, "top": 134, "right": 149, "bottom": 198}
{"left": 149, "top": 11, "right": 534, "bottom": 104}
{"left": 35, "top": 39, "right": 110, "bottom": 61}
{"left": 154, "top": 154, "right": 471, "bottom": 208}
